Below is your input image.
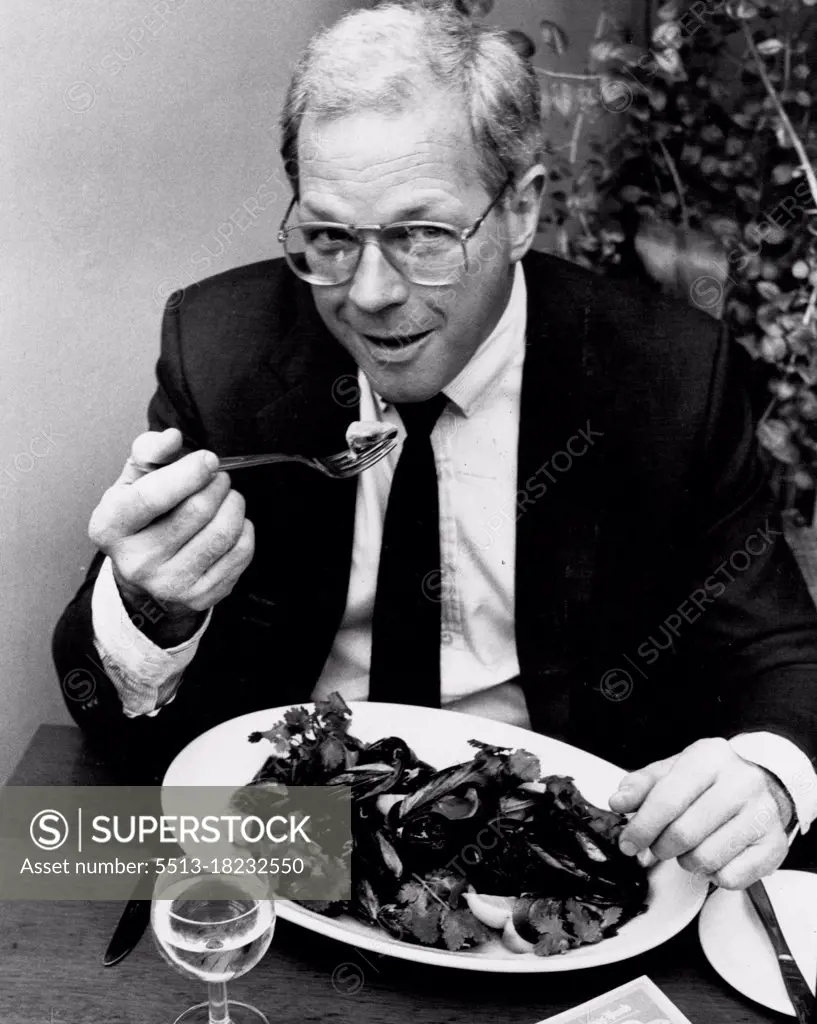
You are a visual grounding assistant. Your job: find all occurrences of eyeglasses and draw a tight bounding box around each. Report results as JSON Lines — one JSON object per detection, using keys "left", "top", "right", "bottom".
{"left": 277, "top": 175, "right": 513, "bottom": 287}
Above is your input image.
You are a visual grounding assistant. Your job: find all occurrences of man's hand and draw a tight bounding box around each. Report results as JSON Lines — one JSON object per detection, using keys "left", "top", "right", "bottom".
{"left": 89, "top": 428, "right": 255, "bottom": 645}
{"left": 608, "top": 737, "right": 795, "bottom": 890}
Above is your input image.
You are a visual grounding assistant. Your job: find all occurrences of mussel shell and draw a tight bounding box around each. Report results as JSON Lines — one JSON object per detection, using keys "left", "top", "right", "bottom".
{"left": 358, "top": 737, "right": 412, "bottom": 768}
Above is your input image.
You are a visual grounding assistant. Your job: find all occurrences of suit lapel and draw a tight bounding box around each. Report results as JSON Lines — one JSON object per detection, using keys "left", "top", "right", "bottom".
{"left": 243, "top": 280, "right": 360, "bottom": 689}
{"left": 253, "top": 279, "right": 361, "bottom": 454}
{"left": 514, "top": 253, "right": 612, "bottom": 736}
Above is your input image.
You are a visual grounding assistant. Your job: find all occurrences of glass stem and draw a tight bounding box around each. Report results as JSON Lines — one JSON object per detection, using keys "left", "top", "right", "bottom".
{"left": 208, "top": 982, "right": 230, "bottom": 1024}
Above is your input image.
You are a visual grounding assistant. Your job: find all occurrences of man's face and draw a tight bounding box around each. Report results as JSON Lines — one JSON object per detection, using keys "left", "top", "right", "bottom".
{"left": 296, "top": 96, "right": 518, "bottom": 404}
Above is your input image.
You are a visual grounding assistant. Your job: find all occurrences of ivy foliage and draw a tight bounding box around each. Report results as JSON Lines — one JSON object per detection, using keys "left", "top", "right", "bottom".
{"left": 462, "top": 0, "right": 817, "bottom": 510}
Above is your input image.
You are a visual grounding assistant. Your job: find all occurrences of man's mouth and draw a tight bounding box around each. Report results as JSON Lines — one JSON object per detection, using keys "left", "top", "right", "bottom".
{"left": 360, "top": 329, "right": 434, "bottom": 349}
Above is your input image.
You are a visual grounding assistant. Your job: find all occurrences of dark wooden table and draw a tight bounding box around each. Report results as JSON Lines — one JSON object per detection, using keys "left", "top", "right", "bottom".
{"left": 1, "top": 725, "right": 814, "bottom": 1024}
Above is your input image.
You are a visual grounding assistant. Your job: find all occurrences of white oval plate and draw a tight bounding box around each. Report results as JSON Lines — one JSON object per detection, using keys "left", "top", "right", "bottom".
{"left": 163, "top": 701, "right": 707, "bottom": 972}
{"left": 698, "top": 869, "right": 817, "bottom": 1015}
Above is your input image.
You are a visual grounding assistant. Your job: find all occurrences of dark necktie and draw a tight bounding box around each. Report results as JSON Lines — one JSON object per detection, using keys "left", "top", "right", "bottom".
{"left": 368, "top": 393, "right": 449, "bottom": 707}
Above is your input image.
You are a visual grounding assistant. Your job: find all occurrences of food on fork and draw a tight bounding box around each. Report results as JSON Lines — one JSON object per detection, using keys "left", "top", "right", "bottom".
{"left": 345, "top": 420, "right": 399, "bottom": 455}
{"left": 244, "top": 694, "right": 650, "bottom": 956}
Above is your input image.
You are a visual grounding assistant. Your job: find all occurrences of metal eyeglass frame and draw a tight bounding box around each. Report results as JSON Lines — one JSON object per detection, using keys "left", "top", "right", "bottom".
{"left": 277, "top": 173, "right": 514, "bottom": 287}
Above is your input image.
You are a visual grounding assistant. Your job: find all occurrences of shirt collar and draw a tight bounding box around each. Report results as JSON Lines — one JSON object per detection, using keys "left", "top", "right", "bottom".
{"left": 443, "top": 261, "right": 526, "bottom": 418}
{"left": 370, "top": 261, "right": 527, "bottom": 418}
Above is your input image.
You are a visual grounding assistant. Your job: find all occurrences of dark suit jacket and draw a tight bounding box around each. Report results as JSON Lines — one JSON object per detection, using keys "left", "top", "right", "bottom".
{"left": 53, "top": 251, "right": 817, "bottom": 783}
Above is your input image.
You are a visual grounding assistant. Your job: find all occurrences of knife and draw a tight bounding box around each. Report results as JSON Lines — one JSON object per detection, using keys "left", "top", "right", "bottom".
{"left": 103, "top": 868, "right": 155, "bottom": 967}
{"left": 747, "top": 880, "right": 817, "bottom": 1022}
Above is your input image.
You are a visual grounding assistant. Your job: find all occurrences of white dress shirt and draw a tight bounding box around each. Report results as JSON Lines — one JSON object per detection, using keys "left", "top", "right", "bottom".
{"left": 91, "top": 262, "right": 817, "bottom": 833}
{"left": 312, "top": 261, "right": 527, "bottom": 723}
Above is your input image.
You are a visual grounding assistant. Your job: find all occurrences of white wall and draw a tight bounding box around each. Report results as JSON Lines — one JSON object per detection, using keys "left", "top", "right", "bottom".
{"left": 1, "top": 0, "right": 639, "bottom": 781}
{"left": 1, "top": 0, "right": 360, "bottom": 781}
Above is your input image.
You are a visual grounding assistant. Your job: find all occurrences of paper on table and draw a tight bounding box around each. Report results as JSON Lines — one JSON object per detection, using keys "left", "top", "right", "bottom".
{"left": 534, "top": 975, "right": 694, "bottom": 1024}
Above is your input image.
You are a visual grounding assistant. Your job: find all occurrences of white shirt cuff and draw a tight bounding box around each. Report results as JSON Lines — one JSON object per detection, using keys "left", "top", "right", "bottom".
{"left": 91, "top": 556, "right": 211, "bottom": 717}
{"left": 729, "top": 731, "right": 817, "bottom": 837}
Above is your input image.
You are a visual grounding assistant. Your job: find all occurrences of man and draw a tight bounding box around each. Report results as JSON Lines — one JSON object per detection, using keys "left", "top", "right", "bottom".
{"left": 54, "top": 1, "right": 817, "bottom": 889}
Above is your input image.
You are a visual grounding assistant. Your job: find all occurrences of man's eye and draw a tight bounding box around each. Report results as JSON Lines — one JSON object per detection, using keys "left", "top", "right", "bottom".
{"left": 306, "top": 227, "right": 356, "bottom": 251}
{"left": 387, "top": 225, "right": 454, "bottom": 255}
{"left": 402, "top": 225, "right": 449, "bottom": 242}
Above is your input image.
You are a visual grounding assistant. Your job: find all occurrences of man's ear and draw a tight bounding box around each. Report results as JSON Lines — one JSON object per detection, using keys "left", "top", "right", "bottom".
{"left": 507, "top": 163, "right": 546, "bottom": 262}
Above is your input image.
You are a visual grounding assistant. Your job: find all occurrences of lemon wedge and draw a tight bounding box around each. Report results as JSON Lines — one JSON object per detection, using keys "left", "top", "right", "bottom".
{"left": 500, "top": 916, "right": 536, "bottom": 954}
{"left": 462, "top": 892, "right": 516, "bottom": 931}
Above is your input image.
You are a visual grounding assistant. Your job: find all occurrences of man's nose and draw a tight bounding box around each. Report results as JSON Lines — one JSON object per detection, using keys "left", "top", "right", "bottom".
{"left": 347, "top": 240, "right": 409, "bottom": 313}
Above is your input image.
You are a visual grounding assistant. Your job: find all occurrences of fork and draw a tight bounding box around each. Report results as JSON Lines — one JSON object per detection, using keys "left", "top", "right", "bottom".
{"left": 133, "top": 429, "right": 398, "bottom": 480}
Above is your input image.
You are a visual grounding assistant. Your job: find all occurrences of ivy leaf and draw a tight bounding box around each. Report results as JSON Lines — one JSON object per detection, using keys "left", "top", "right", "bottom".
{"left": 799, "top": 391, "right": 817, "bottom": 421}
{"left": 756, "top": 38, "right": 784, "bottom": 56}
{"left": 540, "top": 20, "right": 569, "bottom": 57}
{"left": 700, "top": 124, "right": 725, "bottom": 143}
{"left": 548, "top": 82, "right": 574, "bottom": 119}
{"left": 765, "top": 335, "right": 790, "bottom": 364}
{"left": 796, "top": 359, "right": 817, "bottom": 387}
{"left": 770, "top": 377, "right": 797, "bottom": 398}
{"left": 653, "top": 21, "right": 682, "bottom": 49}
{"left": 506, "top": 30, "right": 535, "bottom": 60}
{"left": 727, "top": 0, "right": 758, "bottom": 18}
{"left": 701, "top": 155, "right": 720, "bottom": 176}
{"left": 708, "top": 215, "right": 740, "bottom": 240}
{"left": 657, "top": 1, "right": 681, "bottom": 20}
{"left": 681, "top": 143, "right": 702, "bottom": 165}
{"left": 736, "top": 332, "right": 761, "bottom": 357}
{"left": 590, "top": 40, "right": 623, "bottom": 63}
{"left": 654, "top": 48, "right": 683, "bottom": 76}
{"left": 736, "top": 184, "right": 762, "bottom": 203}
{"left": 758, "top": 281, "right": 782, "bottom": 300}
{"left": 789, "top": 326, "right": 817, "bottom": 354}
{"left": 758, "top": 419, "right": 799, "bottom": 463}
{"left": 760, "top": 262, "right": 780, "bottom": 282}
{"left": 773, "top": 164, "right": 796, "bottom": 185}
{"left": 620, "top": 184, "right": 648, "bottom": 202}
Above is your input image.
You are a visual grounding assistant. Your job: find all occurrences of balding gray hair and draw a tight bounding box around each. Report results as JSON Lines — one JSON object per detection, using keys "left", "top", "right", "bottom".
{"left": 280, "top": 1, "right": 543, "bottom": 198}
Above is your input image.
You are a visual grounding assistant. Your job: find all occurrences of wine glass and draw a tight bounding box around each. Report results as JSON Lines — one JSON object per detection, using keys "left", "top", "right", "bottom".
{"left": 151, "top": 871, "right": 276, "bottom": 1024}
